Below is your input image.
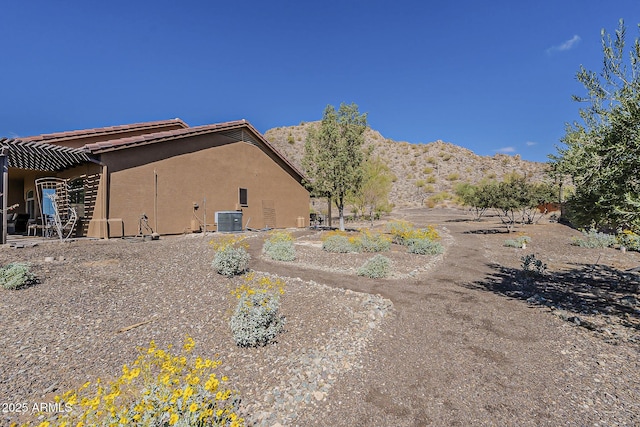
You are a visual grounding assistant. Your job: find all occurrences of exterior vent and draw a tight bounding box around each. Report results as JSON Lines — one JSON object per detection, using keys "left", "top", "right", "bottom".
{"left": 215, "top": 211, "right": 243, "bottom": 232}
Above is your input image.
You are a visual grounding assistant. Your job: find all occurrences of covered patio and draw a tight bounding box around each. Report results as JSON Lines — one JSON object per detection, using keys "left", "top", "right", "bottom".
{"left": 0, "top": 137, "right": 94, "bottom": 244}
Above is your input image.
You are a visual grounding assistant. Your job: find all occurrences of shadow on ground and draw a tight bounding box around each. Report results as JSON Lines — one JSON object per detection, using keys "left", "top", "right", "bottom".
{"left": 467, "top": 263, "right": 640, "bottom": 334}
{"left": 464, "top": 228, "right": 509, "bottom": 235}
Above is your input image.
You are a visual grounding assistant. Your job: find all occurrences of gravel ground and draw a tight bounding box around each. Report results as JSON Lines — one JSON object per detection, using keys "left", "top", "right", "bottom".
{"left": 1, "top": 207, "right": 639, "bottom": 426}
{"left": 0, "top": 234, "right": 393, "bottom": 426}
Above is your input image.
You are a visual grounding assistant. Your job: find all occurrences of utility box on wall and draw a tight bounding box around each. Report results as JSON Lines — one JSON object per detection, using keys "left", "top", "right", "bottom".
{"left": 215, "top": 211, "right": 243, "bottom": 232}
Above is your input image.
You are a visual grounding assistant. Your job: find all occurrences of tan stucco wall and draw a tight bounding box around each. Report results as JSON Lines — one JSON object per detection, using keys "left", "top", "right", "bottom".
{"left": 103, "top": 137, "right": 309, "bottom": 236}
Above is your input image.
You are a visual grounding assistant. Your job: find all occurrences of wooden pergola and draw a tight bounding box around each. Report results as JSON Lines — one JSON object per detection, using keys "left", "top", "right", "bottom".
{"left": 0, "top": 137, "right": 93, "bottom": 244}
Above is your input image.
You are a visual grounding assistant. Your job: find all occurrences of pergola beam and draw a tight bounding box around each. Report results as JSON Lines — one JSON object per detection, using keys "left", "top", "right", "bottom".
{"left": 0, "top": 138, "right": 91, "bottom": 171}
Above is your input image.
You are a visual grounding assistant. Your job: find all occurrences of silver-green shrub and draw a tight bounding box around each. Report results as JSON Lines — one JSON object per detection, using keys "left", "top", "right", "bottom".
{"left": 264, "top": 240, "right": 296, "bottom": 261}
{"left": 212, "top": 247, "right": 250, "bottom": 277}
{"left": 0, "top": 263, "right": 36, "bottom": 290}
{"left": 571, "top": 229, "right": 617, "bottom": 248}
{"left": 322, "top": 235, "right": 356, "bottom": 253}
{"left": 504, "top": 236, "right": 531, "bottom": 248}
{"left": 406, "top": 238, "right": 444, "bottom": 255}
{"left": 230, "top": 292, "right": 285, "bottom": 347}
{"left": 263, "top": 232, "right": 296, "bottom": 261}
{"left": 354, "top": 231, "right": 391, "bottom": 253}
{"left": 357, "top": 254, "right": 391, "bottom": 278}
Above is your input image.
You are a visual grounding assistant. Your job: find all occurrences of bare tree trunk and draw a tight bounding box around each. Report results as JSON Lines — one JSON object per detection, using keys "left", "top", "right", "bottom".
{"left": 338, "top": 203, "right": 345, "bottom": 231}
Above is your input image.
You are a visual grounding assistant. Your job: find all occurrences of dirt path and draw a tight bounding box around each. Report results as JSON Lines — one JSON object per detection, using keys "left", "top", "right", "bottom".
{"left": 254, "top": 209, "right": 639, "bottom": 426}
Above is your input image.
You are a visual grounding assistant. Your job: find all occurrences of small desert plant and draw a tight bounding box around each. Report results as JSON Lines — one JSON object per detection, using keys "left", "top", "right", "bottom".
{"left": 406, "top": 238, "right": 444, "bottom": 255}
{"left": 0, "top": 263, "right": 36, "bottom": 290}
{"left": 617, "top": 229, "right": 640, "bottom": 251}
{"left": 571, "top": 228, "right": 617, "bottom": 248}
{"left": 423, "top": 184, "right": 435, "bottom": 193}
{"left": 353, "top": 230, "right": 391, "bottom": 253}
{"left": 504, "top": 235, "right": 531, "bottom": 248}
{"left": 263, "top": 231, "right": 296, "bottom": 261}
{"left": 230, "top": 273, "right": 286, "bottom": 347}
{"left": 211, "top": 235, "right": 250, "bottom": 277}
{"left": 322, "top": 231, "right": 357, "bottom": 253}
{"left": 429, "top": 192, "right": 451, "bottom": 204}
{"left": 521, "top": 254, "right": 547, "bottom": 276}
{"left": 386, "top": 220, "right": 439, "bottom": 245}
{"left": 357, "top": 254, "right": 391, "bottom": 278}
{"left": 445, "top": 173, "right": 460, "bottom": 181}
{"left": 19, "top": 337, "right": 243, "bottom": 427}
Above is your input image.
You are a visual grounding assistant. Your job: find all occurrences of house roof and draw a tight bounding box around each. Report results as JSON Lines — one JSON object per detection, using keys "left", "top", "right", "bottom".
{"left": 8, "top": 118, "right": 306, "bottom": 181}
{"left": 0, "top": 138, "right": 92, "bottom": 171}
{"left": 82, "top": 120, "right": 251, "bottom": 153}
{"left": 22, "top": 118, "right": 189, "bottom": 146}
{"left": 83, "top": 119, "right": 307, "bottom": 182}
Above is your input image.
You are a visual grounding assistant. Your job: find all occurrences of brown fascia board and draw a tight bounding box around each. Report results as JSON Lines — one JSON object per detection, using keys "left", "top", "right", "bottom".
{"left": 84, "top": 119, "right": 308, "bottom": 183}
{"left": 22, "top": 118, "right": 189, "bottom": 145}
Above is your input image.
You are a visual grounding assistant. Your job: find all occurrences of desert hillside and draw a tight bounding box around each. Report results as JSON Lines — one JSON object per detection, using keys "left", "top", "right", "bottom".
{"left": 265, "top": 122, "right": 548, "bottom": 209}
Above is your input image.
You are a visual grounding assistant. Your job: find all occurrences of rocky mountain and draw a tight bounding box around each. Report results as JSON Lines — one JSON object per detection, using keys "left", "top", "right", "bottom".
{"left": 265, "top": 122, "right": 549, "bottom": 209}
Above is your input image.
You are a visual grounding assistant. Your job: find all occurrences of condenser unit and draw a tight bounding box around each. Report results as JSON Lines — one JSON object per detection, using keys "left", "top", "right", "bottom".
{"left": 215, "top": 211, "right": 243, "bottom": 232}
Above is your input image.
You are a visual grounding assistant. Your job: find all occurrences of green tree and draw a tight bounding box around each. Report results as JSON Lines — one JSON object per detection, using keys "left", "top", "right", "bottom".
{"left": 351, "top": 156, "right": 394, "bottom": 226}
{"left": 456, "top": 176, "right": 556, "bottom": 230}
{"left": 303, "top": 103, "right": 368, "bottom": 231}
{"left": 550, "top": 20, "right": 640, "bottom": 231}
{"left": 455, "top": 181, "right": 493, "bottom": 221}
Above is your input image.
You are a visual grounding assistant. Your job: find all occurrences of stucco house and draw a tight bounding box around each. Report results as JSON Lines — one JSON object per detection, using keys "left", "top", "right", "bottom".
{"left": 0, "top": 119, "right": 309, "bottom": 241}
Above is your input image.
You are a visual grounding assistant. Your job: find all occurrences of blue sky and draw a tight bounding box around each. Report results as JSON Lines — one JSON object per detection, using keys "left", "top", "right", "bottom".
{"left": 2, "top": 1, "right": 639, "bottom": 162}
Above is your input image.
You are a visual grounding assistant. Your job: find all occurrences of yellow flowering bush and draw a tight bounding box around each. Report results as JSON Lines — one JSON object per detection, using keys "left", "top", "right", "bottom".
{"left": 263, "top": 231, "right": 296, "bottom": 261}
{"left": 265, "top": 231, "right": 293, "bottom": 243}
{"left": 618, "top": 229, "right": 640, "bottom": 251}
{"left": 321, "top": 229, "right": 392, "bottom": 253}
{"left": 321, "top": 230, "right": 356, "bottom": 253}
{"left": 230, "top": 272, "right": 286, "bottom": 300}
{"left": 210, "top": 235, "right": 250, "bottom": 277}
{"left": 320, "top": 230, "right": 348, "bottom": 242}
{"left": 352, "top": 230, "right": 391, "bottom": 253}
{"left": 386, "top": 220, "right": 439, "bottom": 244}
{"left": 15, "top": 337, "right": 243, "bottom": 427}
{"left": 209, "top": 235, "right": 248, "bottom": 252}
{"left": 230, "top": 273, "right": 286, "bottom": 347}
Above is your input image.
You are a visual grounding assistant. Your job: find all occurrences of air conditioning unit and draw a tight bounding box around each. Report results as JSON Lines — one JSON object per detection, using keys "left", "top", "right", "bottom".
{"left": 215, "top": 211, "right": 243, "bottom": 232}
